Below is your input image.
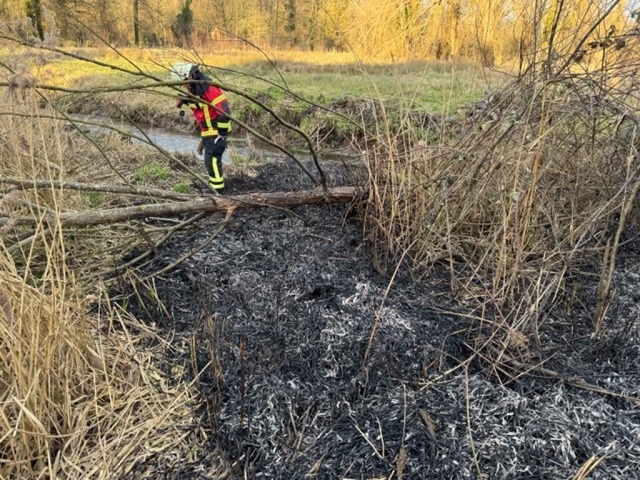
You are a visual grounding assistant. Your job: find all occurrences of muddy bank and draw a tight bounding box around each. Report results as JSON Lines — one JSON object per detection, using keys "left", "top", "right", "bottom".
{"left": 118, "top": 161, "right": 640, "bottom": 479}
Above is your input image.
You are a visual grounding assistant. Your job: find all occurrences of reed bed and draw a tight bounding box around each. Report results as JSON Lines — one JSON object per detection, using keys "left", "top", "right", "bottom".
{"left": 0, "top": 95, "right": 220, "bottom": 479}
{"left": 364, "top": 27, "right": 640, "bottom": 369}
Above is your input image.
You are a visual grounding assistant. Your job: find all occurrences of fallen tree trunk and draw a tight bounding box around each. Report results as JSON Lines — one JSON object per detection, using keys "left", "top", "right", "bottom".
{"left": 49, "top": 187, "right": 358, "bottom": 227}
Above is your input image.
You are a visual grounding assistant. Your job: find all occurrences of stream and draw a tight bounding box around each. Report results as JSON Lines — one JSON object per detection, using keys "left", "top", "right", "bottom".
{"left": 72, "top": 114, "right": 358, "bottom": 166}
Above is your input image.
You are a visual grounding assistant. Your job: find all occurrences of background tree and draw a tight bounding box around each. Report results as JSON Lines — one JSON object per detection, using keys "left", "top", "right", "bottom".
{"left": 25, "top": 0, "right": 44, "bottom": 40}
{"left": 284, "top": 0, "right": 296, "bottom": 46}
{"left": 317, "top": 0, "right": 349, "bottom": 50}
{"left": 0, "top": 0, "right": 628, "bottom": 62}
{"left": 96, "top": 0, "right": 120, "bottom": 43}
{"left": 172, "top": 0, "right": 194, "bottom": 47}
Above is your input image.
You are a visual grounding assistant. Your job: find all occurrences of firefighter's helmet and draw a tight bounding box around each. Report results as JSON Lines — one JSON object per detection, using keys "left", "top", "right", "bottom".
{"left": 170, "top": 63, "right": 198, "bottom": 81}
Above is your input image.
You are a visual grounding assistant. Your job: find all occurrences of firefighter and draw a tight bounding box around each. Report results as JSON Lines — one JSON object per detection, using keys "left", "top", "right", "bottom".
{"left": 175, "top": 64, "right": 231, "bottom": 194}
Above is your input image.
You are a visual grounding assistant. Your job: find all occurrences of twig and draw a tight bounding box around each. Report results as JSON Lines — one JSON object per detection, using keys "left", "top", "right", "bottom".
{"left": 351, "top": 418, "right": 383, "bottom": 460}
{"left": 115, "top": 212, "right": 208, "bottom": 273}
{"left": 363, "top": 237, "right": 418, "bottom": 365}
{"left": 147, "top": 208, "right": 234, "bottom": 278}
{"left": 505, "top": 356, "right": 640, "bottom": 407}
{"left": 464, "top": 366, "right": 483, "bottom": 479}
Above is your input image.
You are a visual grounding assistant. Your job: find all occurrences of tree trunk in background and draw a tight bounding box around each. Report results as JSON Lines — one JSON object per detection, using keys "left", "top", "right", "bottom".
{"left": 133, "top": 0, "right": 139, "bottom": 45}
{"left": 25, "top": 0, "right": 44, "bottom": 40}
{"left": 285, "top": 0, "right": 296, "bottom": 46}
{"left": 172, "top": 0, "right": 194, "bottom": 47}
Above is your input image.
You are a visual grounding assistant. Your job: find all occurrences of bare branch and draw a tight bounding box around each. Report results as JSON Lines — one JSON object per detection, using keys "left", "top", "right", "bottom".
{"left": 0, "top": 176, "right": 195, "bottom": 201}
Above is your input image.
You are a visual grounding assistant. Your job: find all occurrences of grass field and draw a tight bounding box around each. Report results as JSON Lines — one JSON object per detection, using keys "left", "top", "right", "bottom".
{"left": 7, "top": 46, "right": 503, "bottom": 116}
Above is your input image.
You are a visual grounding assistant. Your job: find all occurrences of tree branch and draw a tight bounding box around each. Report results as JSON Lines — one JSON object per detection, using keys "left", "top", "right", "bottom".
{"left": 0, "top": 176, "right": 194, "bottom": 200}
{"left": 4, "top": 187, "right": 357, "bottom": 228}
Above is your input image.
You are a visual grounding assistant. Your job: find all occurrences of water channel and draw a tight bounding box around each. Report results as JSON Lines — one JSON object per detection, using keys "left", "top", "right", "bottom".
{"left": 71, "top": 114, "right": 358, "bottom": 167}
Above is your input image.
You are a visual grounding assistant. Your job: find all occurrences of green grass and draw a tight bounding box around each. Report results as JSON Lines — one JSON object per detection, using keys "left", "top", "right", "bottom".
{"left": 221, "top": 59, "right": 499, "bottom": 114}
{"left": 6, "top": 46, "right": 504, "bottom": 116}
{"left": 88, "top": 191, "right": 103, "bottom": 207}
{"left": 133, "top": 161, "right": 171, "bottom": 183}
{"left": 172, "top": 181, "right": 192, "bottom": 194}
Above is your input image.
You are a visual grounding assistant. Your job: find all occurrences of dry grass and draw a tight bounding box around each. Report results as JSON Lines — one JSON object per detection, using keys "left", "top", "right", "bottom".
{"left": 0, "top": 91, "right": 201, "bottom": 280}
{"left": 0, "top": 94, "right": 224, "bottom": 479}
{"left": 364, "top": 25, "right": 640, "bottom": 368}
{"left": 0, "top": 254, "right": 203, "bottom": 478}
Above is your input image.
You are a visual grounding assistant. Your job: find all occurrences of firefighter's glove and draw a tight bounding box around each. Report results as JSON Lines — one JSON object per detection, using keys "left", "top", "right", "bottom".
{"left": 196, "top": 138, "right": 204, "bottom": 155}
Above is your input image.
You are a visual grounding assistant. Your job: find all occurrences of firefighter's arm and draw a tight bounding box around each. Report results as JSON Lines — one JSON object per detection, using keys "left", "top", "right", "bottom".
{"left": 175, "top": 95, "right": 199, "bottom": 108}
{"left": 215, "top": 99, "right": 232, "bottom": 136}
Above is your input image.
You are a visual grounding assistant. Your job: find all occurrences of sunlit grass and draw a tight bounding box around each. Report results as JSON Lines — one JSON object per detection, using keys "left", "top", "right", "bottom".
{"left": 225, "top": 61, "right": 494, "bottom": 112}
{"left": 0, "top": 45, "right": 503, "bottom": 115}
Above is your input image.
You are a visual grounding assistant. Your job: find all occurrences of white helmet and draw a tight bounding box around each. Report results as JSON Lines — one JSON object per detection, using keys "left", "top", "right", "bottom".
{"left": 170, "top": 63, "right": 196, "bottom": 81}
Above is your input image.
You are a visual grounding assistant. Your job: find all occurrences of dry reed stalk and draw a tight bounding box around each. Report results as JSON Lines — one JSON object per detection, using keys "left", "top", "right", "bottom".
{"left": 572, "top": 455, "right": 605, "bottom": 480}
{"left": 0, "top": 233, "right": 210, "bottom": 478}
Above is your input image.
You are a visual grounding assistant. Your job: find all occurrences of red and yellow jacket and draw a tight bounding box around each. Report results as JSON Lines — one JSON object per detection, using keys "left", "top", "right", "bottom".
{"left": 184, "top": 84, "right": 231, "bottom": 138}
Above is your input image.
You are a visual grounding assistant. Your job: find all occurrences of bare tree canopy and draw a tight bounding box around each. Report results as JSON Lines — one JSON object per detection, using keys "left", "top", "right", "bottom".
{"left": 0, "top": 0, "right": 630, "bottom": 63}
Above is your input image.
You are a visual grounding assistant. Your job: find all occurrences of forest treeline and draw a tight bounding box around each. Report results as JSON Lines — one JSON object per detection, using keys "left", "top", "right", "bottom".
{"left": 0, "top": 0, "right": 634, "bottom": 65}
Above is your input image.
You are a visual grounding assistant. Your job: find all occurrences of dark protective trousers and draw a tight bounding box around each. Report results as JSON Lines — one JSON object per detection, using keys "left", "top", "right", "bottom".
{"left": 203, "top": 136, "right": 226, "bottom": 193}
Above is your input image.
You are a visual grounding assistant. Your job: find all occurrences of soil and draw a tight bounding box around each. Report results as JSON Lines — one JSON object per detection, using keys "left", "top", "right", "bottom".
{"left": 118, "top": 160, "right": 640, "bottom": 479}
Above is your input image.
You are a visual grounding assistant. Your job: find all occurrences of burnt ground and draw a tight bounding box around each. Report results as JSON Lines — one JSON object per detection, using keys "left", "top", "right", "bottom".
{"left": 118, "top": 160, "right": 640, "bottom": 479}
